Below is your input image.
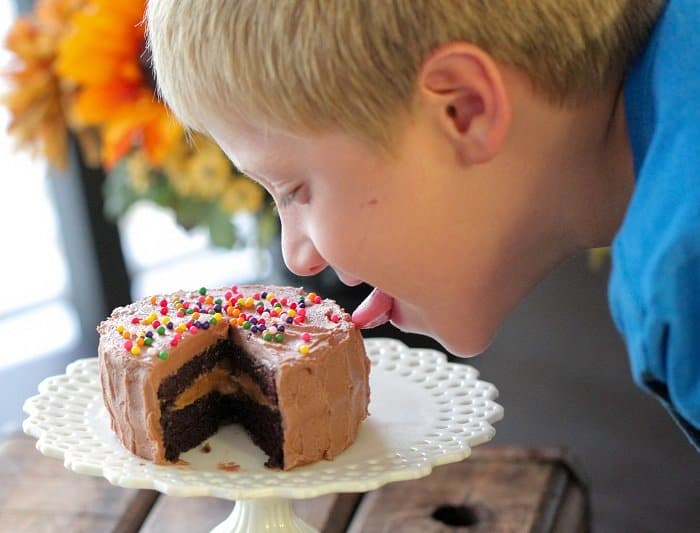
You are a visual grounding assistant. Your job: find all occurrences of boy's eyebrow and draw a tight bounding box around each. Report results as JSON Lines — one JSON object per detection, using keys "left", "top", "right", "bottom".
{"left": 238, "top": 162, "right": 288, "bottom": 184}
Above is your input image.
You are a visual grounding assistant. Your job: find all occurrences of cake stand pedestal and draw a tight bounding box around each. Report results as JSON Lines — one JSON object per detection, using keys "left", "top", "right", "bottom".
{"left": 23, "top": 338, "right": 503, "bottom": 533}
{"left": 212, "top": 498, "right": 315, "bottom": 532}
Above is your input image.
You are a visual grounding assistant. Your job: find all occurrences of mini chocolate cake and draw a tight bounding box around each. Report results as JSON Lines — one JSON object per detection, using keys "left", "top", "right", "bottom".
{"left": 97, "top": 285, "right": 370, "bottom": 470}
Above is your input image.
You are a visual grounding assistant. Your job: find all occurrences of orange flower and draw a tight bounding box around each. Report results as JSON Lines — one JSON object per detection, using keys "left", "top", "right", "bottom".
{"left": 56, "top": 0, "right": 181, "bottom": 168}
{"left": 2, "top": 0, "right": 85, "bottom": 169}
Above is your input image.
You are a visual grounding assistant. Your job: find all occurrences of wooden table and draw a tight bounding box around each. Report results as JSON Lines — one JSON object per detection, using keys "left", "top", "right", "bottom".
{"left": 0, "top": 433, "right": 589, "bottom": 532}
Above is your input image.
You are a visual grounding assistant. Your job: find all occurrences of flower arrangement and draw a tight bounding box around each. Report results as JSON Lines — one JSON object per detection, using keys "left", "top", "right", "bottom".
{"left": 2, "top": 0, "right": 276, "bottom": 248}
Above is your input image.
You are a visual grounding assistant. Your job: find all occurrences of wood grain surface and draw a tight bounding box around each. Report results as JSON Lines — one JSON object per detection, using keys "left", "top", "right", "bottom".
{"left": 0, "top": 434, "right": 588, "bottom": 532}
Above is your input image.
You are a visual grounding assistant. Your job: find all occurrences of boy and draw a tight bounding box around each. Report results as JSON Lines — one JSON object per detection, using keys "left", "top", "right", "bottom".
{"left": 146, "top": 0, "right": 699, "bottom": 448}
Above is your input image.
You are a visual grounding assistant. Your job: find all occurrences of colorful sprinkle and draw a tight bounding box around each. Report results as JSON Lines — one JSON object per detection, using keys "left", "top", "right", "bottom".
{"left": 119, "top": 286, "right": 350, "bottom": 362}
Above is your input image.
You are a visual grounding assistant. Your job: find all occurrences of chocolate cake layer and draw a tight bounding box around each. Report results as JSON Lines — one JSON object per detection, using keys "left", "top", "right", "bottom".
{"left": 158, "top": 341, "right": 229, "bottom": 405}
{"left": 161, "top": 392, "right": 230, "bottom": 461}
{"left": 226, "top": 393, "right": 284, "bottom": 469}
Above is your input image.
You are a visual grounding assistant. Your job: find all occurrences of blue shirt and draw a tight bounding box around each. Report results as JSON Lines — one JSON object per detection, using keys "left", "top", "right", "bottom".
{"left": 610, "top": 0, "right": 700, "bottom": 449}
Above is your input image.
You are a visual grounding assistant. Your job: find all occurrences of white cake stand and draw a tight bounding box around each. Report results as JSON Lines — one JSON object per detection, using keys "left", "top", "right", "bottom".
{"left": 23, "top": 337, "right": 503, "bottom": 533}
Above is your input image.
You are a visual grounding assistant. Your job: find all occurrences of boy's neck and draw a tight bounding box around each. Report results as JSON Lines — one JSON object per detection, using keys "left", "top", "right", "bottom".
{"left": 515, "top": 78, "right": 636, "bottom": 256}
{"left": 572, "top": 82, "right": 635, "bottom": 250}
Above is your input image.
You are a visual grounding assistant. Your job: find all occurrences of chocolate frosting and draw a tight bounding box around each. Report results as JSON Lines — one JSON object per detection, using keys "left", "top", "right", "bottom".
{"left": 97, "top": 285, "right": 370, "bottom": 469}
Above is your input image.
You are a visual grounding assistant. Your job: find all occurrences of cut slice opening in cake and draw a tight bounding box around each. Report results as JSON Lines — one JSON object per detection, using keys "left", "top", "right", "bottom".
{"left": 157, "top": 339, "right": 285, "bottom": 467}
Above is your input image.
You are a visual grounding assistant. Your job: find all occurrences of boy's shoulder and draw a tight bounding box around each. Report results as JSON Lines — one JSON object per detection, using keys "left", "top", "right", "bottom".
{"left": 619, "top": 0, "right": 700, "bottom": 278}
{"left": 609, "top": 0, "right": 700, "bottom": 447}
{"left": 624, "top": 0, "right": 700, "bottom": 154}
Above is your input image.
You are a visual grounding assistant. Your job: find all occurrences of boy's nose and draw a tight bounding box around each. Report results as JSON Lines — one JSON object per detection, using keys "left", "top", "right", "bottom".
{"left": 280, "top": 226, "right": 327, "bottom": 277}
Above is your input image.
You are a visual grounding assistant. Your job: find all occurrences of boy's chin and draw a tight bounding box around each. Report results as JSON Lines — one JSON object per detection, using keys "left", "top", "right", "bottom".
{"left": 442, "top": 337, "right": 493, "bottom": 358}
{"left": 392, "top": 313, "right": 493, "bottom": 358}
{"left": 432, "top": 320, "right": 495, "bottom": 358}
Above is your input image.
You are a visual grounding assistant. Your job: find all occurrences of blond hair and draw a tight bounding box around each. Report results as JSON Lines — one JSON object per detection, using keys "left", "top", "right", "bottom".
{"left": 147, "top": 0, "right": 663, "bottom": 147}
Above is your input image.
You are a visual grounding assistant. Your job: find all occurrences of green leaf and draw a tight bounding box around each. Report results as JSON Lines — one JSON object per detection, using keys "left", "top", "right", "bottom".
{"left": 173, "top": 197, "right": 214, "bottom": 230}
{"left": 257, "top": 208, "right": 280, "bottom": 248}
{"left": 207, "top": 208, "right": 237, "bottom": 248}
{"left": 146, "top": 174, "right": 176, "bottom": 207}
{"left": 102, "top": 159, "right": 138, "bottom": 220}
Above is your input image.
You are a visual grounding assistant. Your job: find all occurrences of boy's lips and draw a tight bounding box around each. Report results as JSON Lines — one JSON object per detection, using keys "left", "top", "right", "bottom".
{"left": 352, "top": 288, "right": 394, "bottom": 329}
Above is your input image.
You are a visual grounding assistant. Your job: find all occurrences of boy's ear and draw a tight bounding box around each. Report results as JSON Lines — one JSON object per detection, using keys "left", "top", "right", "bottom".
{"left": 418, "top": 43, "right": 511, "bottom": 164}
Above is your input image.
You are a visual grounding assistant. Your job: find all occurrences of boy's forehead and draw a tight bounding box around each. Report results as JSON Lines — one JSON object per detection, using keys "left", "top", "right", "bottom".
{"left": 206, "top": 116, "right": 294, "bottom": 177}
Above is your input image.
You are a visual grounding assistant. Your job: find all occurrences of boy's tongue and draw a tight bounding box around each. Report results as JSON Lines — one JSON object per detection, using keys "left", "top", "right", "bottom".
{"left": 352, "top": 288, "right": 394, "bottom": 329}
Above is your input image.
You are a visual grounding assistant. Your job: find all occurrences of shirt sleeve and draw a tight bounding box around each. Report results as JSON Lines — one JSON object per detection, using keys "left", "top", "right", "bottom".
{"left": 643, "top": 252, "right": 700, "bottom": 450}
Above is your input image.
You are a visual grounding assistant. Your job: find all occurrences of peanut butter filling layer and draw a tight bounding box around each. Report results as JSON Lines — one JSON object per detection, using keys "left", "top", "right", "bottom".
{"left": 172, "top": 366, "right": 277, "bottom": 410}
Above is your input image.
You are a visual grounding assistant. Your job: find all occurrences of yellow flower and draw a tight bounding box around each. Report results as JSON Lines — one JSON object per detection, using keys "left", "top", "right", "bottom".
{"left": 222, "top": 178, "right": 266, "bottom": 214}
{"left": 184, "top": 140, "right": 233, "bottom": 199}
{"left": 160, "top": 132, "right": 187, "bottom": 171}
{"left": 125, "top": 150, "right": 151, "bottom": 193}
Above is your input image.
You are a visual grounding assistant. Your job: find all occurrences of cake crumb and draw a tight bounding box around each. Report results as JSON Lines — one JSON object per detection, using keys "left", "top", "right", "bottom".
{"left": 201, "top": 442, "right": 211, "bottom": 453}
{"left": 217, "top": 461, "right": 241, "bottom": 472}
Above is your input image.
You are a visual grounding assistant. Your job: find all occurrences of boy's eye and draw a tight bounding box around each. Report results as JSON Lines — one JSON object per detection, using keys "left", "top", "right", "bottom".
{"left": 279, "top": 186, "right": 302, "bottom": 208}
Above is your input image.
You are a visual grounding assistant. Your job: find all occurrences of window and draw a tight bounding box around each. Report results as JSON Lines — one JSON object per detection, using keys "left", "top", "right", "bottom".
{"left": 0, "top": 2, "right": 82, "bottom": 433}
